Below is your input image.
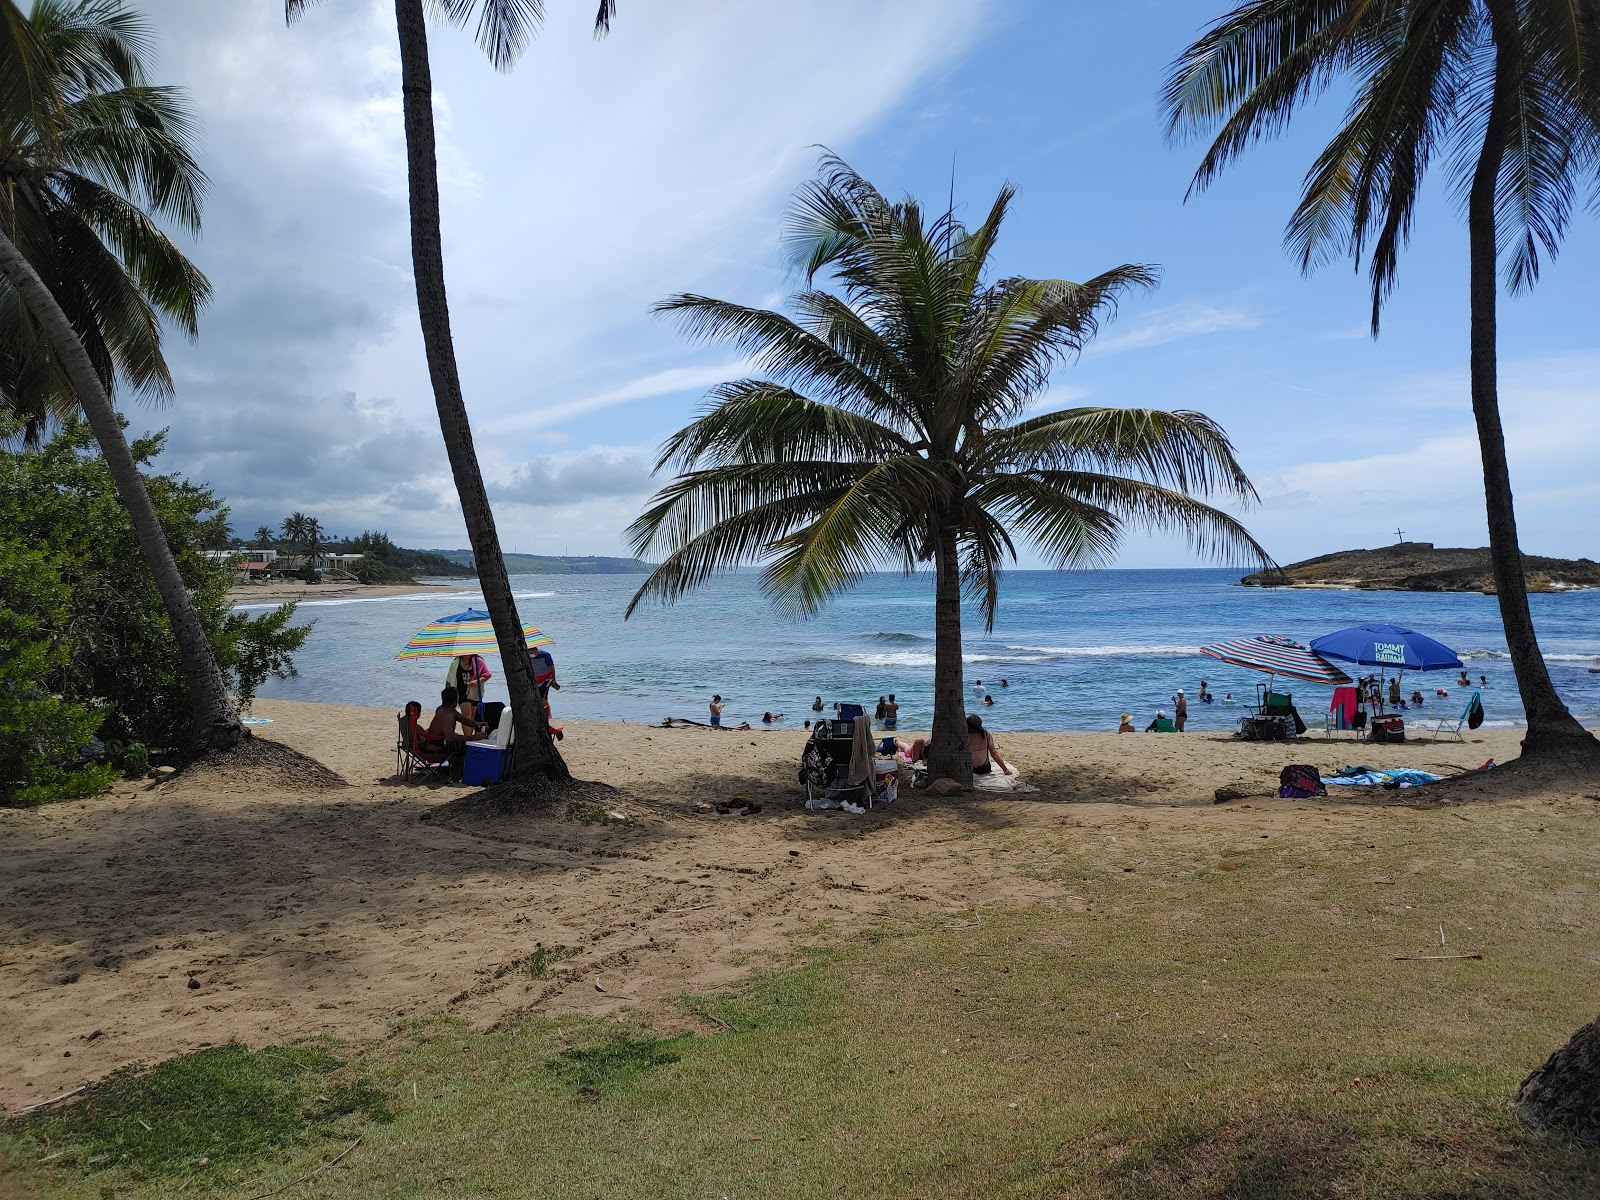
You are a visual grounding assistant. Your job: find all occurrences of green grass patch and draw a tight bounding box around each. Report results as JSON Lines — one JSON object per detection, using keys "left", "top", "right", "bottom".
{"left": 520, "top": 943, "right": 580, "bottom": 980}
{"left": 5, "top": 1042, "right": 389, "bottom": 1189}
{"left": 564, "top": 800, "right": 629, "bottom": 825}
{"left": 10, "top": 802, "right": 1600, "bottom": 1198}
{"left": 543, "top": 1028, "right": 687, "bottom": 1100}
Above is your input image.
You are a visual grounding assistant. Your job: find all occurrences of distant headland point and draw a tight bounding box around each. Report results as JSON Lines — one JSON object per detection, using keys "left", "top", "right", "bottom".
{"left": 1241, "top": 542, "right": 1600, "bottom": 594}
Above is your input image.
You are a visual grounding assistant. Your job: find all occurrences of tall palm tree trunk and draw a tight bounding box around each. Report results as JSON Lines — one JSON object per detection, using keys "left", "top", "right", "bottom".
{"left": 393, "top": 0, "right": 566, "bottom": 781}
{"left": 928, "top": 525, "right": 974, "bottom": 786}
{"left": 0, "top": 228, "right": 240, "bottom": 756}
{"left": 1469, "top": 16, "right": 1599, "bottom": 764}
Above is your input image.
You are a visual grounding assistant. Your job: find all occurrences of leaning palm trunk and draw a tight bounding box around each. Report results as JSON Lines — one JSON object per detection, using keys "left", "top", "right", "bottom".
{"left": 393, "top": 0, "right": 565, "bottom": 781}
{"left": 928, "top": 526, "right": 972, "bottom": 785}
{"left": 0, "top": 228, "right": 240, "bottom": 755}
{"left": 1468, "top": 17, "right": 1596, "bottom": 764}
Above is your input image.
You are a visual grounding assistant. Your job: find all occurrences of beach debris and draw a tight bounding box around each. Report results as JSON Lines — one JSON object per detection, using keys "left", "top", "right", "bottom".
{"left": 594, "top": 978, "right": 606, "bottom": 993}
{"left": 1393, "top": 953, "right": 1481, "bottom": 961}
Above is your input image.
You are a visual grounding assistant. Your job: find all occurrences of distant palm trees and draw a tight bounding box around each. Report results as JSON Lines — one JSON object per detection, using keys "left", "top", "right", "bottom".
{"left": 286, "top": 0, "right": 617, "bottom": 783}
{"left": 1164, "top": 1, "right": 1600, "bottom": 766}
{"left": 627, "top": 159, "right": 1269, "bottom": 783}
{"left": 0, "top": 0, "right": 239, "bottom": 754}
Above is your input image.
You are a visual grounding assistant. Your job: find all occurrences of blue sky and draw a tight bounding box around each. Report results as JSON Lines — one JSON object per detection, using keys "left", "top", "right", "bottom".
{"left": 128, "top": 0, "right": 1600, "bottom": 566}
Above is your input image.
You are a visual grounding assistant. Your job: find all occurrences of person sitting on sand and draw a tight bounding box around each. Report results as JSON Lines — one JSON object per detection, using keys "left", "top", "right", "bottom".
{"left": 899, "top": 715, "right": 1012, "bottom": 776}
{"left": 424, "top": 687, "right": 474, "bottom": 778}
{"left": 811, "top": 696, "right": 824, "bottom": 712}
{"left": 1118, "top": 711, "right": 1135, "bottom": 733}
{"left": 883, "top": 694, "right": 899, "bottom": 730}
{"left": 1145, "top": 710, "right": 1174, "bottom": 733}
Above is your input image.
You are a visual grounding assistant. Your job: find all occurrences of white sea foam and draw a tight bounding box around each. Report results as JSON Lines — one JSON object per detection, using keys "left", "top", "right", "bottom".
{"left": 1004, "top": 643, "right": 1199, "bottom": 658}
{"left": 837, "top": 650, "right": 1053, "bottom": 669}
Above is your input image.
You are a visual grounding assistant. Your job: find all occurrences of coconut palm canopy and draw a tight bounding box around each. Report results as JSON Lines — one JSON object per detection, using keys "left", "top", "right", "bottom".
{"left": 625, "top": 156, "right": 1271, "bottom": 782}
{"left": 1162, "top": 1, "right": 1600, "bottom": 760}
{"left": 0, "top": 0, "right": 210, "bottom": 438}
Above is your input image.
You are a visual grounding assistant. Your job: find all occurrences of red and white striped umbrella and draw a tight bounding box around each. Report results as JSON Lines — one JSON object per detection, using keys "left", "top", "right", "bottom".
{"left": 1199, "top": 634, "right": 1352, "bottom": 686}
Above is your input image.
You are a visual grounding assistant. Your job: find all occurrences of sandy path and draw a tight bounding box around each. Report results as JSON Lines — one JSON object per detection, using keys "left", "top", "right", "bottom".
{"left": 0, "top": 700, "right": 1538, "bottom": 1110}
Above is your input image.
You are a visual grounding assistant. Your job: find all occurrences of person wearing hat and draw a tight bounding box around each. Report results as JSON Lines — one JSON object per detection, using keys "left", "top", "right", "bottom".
{"left": 1172, "top": 688, "right": 1188, "bottom": 732}
{"left": 1118, "top": 712, "right": 1135, "bottom": 733}
{"left": 1144, "top": 709, "right": 1173, "bottom": 733}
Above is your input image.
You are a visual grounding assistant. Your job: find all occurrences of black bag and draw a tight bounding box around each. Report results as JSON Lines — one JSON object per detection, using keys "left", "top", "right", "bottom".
{"left": 797, "top": 737, "right": 834, "bottom": 787}
{"left": 1467, "top": 693, "right": 1485, "bottom": 730}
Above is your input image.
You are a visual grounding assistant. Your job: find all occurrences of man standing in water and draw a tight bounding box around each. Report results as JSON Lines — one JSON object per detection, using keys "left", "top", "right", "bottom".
{"left": 883, "top": 694, "right": 899, "bottom": 731}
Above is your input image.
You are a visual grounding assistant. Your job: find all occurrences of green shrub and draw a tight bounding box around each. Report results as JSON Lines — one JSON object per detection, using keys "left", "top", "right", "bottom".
{"left": 0, "top": 422, "right": 309, "bottom": 803}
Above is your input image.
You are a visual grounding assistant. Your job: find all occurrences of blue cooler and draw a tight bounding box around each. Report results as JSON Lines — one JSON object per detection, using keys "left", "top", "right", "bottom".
{"left": 462, "top": 742, "right": 507, "bottom": 786}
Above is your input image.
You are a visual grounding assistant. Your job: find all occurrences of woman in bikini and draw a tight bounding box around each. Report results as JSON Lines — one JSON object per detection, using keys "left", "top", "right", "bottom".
{"left": 900, "top": 715, "right": 1012, "bottom": 776}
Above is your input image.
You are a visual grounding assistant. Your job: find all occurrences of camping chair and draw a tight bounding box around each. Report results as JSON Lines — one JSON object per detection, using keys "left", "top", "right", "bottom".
{"left": 397, "top": 701, "right": 453, "bottom": 782}
{"left": 801, "top": 716, "right": 874, "bottom": 808}
{"left": 1151, "top": 717, "right": 1176, "bottom": 733}
{"left": 1256, "top": 685, "right": 1307, "bottom": 737}
{"left": 1429, "top": 690, "right": 1480, "bottom": 742}
{"left": 1323, "top": 686, "right": 1364, "bottom": 739}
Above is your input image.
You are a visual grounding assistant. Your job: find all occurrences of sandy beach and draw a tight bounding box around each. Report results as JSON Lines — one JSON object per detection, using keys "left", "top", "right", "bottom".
{"left": 225, "top": 580, "right": 470, "bottom": 606}
{"left": 2, "top": 698, "right": 1572, "bottom": 1113}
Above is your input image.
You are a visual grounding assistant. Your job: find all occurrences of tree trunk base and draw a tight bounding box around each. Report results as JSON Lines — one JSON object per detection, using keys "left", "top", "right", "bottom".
{"left": 1520, "top": 725, "right": 1600, "bottom": 770}
{"left": 174, "top": 735, "right": 348, "bottom": 792}
{"left": 1516, "top": 1016, "right": 1600, "bottom": 1143}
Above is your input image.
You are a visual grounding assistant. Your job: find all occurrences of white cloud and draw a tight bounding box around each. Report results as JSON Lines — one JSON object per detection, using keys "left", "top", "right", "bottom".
{"left": 485, "top": 360, "right": 756, "bottom": 436}
{"left": 1089, "top": 301, "right": 1262, "bottom": 355}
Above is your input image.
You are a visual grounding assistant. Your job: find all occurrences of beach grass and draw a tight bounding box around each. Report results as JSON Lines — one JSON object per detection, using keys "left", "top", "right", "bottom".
{"left": 6, "top": 797, "right": 1599, "bottom": 1198}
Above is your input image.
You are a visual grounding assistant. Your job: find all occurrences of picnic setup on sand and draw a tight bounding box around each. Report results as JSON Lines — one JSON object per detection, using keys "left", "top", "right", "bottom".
{"left": 392, "top": 608, "right": 558, "bottom": 785}
{"left": 1200, "top": 623, "right": 1483, "bottom": 746}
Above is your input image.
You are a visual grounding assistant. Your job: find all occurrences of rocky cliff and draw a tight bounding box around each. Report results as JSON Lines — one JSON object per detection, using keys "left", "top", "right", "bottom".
{"left": 1241, "top": 543, "right": 1600, "bottom": 593}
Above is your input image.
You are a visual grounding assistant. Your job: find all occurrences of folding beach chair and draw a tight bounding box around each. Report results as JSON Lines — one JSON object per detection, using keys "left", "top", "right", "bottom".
{"left": 1429, "top": 690, "right": 1480, "bottom": 742}
{"left": 396, "top": 701, "right": 453, "bottom": 782}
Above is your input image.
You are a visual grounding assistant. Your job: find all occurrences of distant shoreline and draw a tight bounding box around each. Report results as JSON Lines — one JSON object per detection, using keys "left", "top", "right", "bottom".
{"left": 227, "top": 579, "right": 469, "bottom": 606}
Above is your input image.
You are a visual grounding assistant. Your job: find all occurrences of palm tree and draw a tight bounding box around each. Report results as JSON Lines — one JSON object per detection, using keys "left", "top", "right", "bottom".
{"left": 625, "top": 158, "right": 1270, "bottom": 784}
{"left": 0, "top": 0, "right": 210, "bottom": 439}
{"left": 286, "top": 0, "right": 617, "bottom": 783}
{"left": 1163, "top": 1, "right": 1600, "bottom": 766}
{"left": 252, "top": 525, "right": 276, "bottom": 550}
{"left": 0, "top": 0, "right": 238, "bottom": 755}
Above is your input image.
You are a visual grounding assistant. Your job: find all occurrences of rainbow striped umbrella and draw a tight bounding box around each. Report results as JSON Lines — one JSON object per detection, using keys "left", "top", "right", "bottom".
{"left": 395, "top": 607, "right": 552, "bottom": 661}
{"left": 1199, "top": 634, "right": 1351, "bottom": 686}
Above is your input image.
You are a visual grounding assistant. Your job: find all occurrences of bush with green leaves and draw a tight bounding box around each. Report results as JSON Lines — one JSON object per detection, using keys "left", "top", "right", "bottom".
{"left": 0, "top": 422, "right": 308, "bottom": 802}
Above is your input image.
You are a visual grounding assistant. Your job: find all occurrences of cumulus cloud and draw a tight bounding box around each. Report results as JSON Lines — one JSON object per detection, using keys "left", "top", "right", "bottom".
{"left": 118, "top": 0, "right": 992, "bottom": 555}
{"left": 491, "top": 451, "right": 654, "bottom": 507}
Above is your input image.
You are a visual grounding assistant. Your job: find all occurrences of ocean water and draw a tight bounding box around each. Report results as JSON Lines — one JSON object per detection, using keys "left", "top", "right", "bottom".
{"left": 243, "top": 569, "right": 1600, "bottom": 734}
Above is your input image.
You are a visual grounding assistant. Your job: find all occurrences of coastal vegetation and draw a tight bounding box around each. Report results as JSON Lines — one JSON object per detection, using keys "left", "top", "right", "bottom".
{"left": 283, "top": 0, "right": 620, "bottom": 789}
{"left": 0, "top": 0, "right": 244, "bottom": 756}
{"left": 1163, "top": 1, "right": 1600, "bottom": 769}
{"left": 0, "top": 422, "right": 307, "bottom": 805}
{"left": 627, "top": 158, "right": 1270, "bottom": 784}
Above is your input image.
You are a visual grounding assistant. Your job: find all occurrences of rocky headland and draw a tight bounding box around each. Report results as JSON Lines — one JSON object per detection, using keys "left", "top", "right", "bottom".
{"left": 1241, "top": 542, "right": 1600, "bottom": 593}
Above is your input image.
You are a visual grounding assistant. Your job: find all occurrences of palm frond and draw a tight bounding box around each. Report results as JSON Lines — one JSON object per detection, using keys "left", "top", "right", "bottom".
{"left": 995, "top": 406, "right": 1259, "bottom": 500}
{"left": 654, "top": 381, "right": 913, "bottom": 472}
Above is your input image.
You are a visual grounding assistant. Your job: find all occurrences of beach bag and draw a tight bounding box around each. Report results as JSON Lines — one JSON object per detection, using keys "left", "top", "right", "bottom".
{"left": 798, "top": 738, "right": 834, "bottom": 788}
{"left": 1277, "top": 764, "right": 1326, "bottom": 799}
{"left": 1467, "top": 693, "right": 1485, "bottom": 730}
{"left": 1371, "top": 716, "right": 1405, "bottom": 743}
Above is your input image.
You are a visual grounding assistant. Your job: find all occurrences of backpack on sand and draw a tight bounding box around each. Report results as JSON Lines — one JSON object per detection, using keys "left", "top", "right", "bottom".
{"left": 1277, "top": 763, "right": 1326, "bottom": 799}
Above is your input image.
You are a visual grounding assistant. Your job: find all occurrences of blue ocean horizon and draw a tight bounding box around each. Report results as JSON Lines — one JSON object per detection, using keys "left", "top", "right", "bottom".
{"left": 243, "top": 568, "right": 1600, "bottom": 734}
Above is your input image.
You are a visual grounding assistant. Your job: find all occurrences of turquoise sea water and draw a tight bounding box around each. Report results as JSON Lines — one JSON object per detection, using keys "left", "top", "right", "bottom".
{"left": 242, "top": 569, "right": 1600, "bottom": 734}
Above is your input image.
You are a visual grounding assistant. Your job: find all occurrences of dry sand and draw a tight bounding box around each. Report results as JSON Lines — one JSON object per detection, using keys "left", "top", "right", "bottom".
{"left": 225, "top": 580, "right": 470, "bottom": 606}
{"left": 0, "top": 701, "right": 1565, "bottom": 1110}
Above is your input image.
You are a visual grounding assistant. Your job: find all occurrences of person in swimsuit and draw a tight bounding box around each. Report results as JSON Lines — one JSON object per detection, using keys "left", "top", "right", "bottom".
{"left": 1388, "top": 678, "right": 1403, "bottom": 707}
{"left": 1457, "top": 670, "right": 1471, "bottom": 687}
{"left": 811, "top": 696, "right": 824, "bottom": 712}
{"left": 1173, "top": 689, "right": 1188, "bottom": 732}
{"left": 423, "top": 687, "right": 474, "bottom": 780}
{"left": 446, "top": 654, "right": 491, "bottom": 725}
{"left": 709, "top": 695, "right": 724, "bottom": 727}
{"left": 874, "top": 696, "right": 888, "bottom": 721}
{"left": 883, "top": 694, "right": 898, "bottom": 730}
{"left": 982, "top": 693, "right": 995, "bottom": 706}
{"left": 900, "top": 715, "right": 1011, "bottom": 776}
{"left": 1411, "top": 690, "right": 1425, "bottom": 707}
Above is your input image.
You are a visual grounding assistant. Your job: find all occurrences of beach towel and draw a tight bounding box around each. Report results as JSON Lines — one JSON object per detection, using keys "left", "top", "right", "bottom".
{"left": 1330, "top": 686, "right": 1358, "bottom": 727}
{"left": 846, "top": 714, "right": 874, "bottom": 787}
{"left": 1322, "top": 767, "right": 1442, "bottom": 789}
{"left": 972, "top": 770, "right": 1038, "bottom": 794}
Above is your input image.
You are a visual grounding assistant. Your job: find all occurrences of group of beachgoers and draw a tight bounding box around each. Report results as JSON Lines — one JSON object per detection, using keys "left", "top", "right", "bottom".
{"left": 411, "top": 647, "right": 562, "bottom": 779}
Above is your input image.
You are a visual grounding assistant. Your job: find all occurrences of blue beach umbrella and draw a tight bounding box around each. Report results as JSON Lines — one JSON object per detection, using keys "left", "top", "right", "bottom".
{"left": 1309, "top": 624, "right": 1462, "bottom": 673}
